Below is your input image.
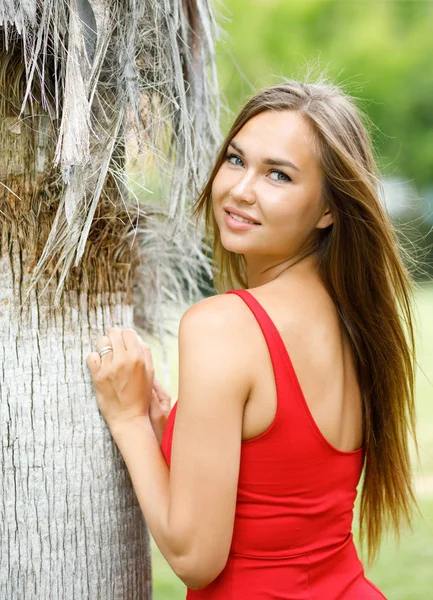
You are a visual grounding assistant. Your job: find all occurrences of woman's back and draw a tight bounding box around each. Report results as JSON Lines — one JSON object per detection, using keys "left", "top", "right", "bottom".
{"left": 237, "top": 275, "right": 363, "bottom": 451}
{"left": 161, "top": 284, "right": 387, "bottom": 598}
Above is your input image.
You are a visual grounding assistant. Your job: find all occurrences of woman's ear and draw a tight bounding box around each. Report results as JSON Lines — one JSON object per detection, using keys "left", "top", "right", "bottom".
{"left": 316, "top": 208, "right": 334, "bottom": 229}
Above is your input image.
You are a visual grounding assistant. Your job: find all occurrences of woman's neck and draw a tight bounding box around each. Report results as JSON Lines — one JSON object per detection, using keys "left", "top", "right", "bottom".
{"left": 245, "top": 251, "right": 319, "bottom": 289}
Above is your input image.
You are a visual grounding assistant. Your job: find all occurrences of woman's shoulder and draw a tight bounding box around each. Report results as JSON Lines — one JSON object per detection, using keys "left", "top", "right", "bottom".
{"left": 179, "top": 291, "right": 254, "bottom": 333}
{"left": 177, "top": 292, "right": 256, "bottom": 402}
{"left": 177, "top": 292, "right": 261, "bottom": 377}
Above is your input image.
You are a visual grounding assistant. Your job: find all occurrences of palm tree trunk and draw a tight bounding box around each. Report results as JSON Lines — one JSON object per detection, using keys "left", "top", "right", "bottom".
{"left": 0, "top": 55, "right": 152, "bottom": 597}
{"left": 0, "top": 250, "right": 152, "bottom": 598}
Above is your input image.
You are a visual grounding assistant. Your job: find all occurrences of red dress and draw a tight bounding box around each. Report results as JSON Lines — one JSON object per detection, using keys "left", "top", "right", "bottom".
{"left": 161, "top": 289, "right": 387, "bottom": 599}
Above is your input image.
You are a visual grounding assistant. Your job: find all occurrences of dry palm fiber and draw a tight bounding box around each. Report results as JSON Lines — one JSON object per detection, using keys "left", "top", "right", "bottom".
{"left": 0, "top": 0, "right": 220, "bottom": 332}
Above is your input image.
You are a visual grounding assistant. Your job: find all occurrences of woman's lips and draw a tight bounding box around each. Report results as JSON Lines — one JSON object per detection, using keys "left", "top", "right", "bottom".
{"left": 223, "top": 210, "right": 261, "bottom": 231}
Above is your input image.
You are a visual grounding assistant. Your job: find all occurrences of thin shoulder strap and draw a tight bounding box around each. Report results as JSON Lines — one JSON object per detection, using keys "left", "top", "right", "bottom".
{"left": 226, "top": 289, "right": 303, "bottom": 404}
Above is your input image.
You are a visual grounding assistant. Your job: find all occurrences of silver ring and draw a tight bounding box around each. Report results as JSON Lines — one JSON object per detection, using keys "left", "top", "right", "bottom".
{"left": 98, "top": 345, "right": 113, "bottom": 357}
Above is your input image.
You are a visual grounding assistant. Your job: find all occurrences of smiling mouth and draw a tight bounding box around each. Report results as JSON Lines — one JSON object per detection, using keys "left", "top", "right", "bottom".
{"left": 225, "top": 210, "right": 261, "bottom": 225}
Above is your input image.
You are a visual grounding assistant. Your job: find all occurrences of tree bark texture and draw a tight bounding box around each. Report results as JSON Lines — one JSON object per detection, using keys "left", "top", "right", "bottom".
{"left": 0, "top": 243, "right": 152, "bottom": 599}
{"left": 1, "top": 39, "right": 152, "bottom": 599}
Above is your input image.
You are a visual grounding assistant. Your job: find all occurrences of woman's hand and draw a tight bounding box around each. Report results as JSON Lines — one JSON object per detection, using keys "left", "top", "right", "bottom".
{"left": 86, "top": 327, "right": 154, "bottom": 432}
{"left": 149, "top": 378, "right": 172, "bottom": 444}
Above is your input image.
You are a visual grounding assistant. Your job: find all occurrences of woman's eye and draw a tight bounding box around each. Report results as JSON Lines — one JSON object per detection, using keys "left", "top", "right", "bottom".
{"left": 269, "top": 170, "right": 291, "bottom": 183}
{"left": 226, "top": 153, "right": 244, "bottom": 167}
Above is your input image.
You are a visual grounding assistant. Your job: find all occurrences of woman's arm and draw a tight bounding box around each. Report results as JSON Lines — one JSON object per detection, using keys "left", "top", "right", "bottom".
{"left": 92, "top": 294, "right": 253, "bottom": 589}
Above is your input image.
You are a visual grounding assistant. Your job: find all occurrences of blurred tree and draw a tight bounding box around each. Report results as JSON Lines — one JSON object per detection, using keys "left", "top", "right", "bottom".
{"left": 216, "top": 0, "right": 433, "bottom": 188}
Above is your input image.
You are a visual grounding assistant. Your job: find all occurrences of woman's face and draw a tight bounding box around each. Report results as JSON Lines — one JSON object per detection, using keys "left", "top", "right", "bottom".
{"left": 211, "top": 110, "right": 333, "bottom": 263}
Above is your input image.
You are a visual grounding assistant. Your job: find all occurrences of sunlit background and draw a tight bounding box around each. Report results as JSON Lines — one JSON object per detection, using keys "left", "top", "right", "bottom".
{"left": 150, "top": 1, "right": 433, "bottom": 598}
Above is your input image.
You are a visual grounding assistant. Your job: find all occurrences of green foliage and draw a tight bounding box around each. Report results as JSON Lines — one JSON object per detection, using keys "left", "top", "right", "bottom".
{"left": 215, "top": 0, "right": 433, "bottom": 188}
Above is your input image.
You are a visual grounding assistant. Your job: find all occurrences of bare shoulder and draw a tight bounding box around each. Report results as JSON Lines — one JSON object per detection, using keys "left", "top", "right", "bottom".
{"left": 179, "top": 292, "right": 255, "bottom": 344}
{"left": 177, "top": 293, "right": 258, "bottom": 402}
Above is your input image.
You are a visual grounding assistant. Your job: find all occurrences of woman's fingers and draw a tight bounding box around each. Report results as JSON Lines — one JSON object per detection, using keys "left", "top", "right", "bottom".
{"left": 149, "top": 388, "right": 157, "bottom": 406}
{"left": 94, "top": 328, "right": 153, "bottom": 373}
{"left": 152, "top": 379, "right": 171, "bottom": 414}
{"left": 96, "top": 335, "right": 114, "bottom": 365}
{"left": 107, "top": 327, "right": 127, "bottom": 356}
{"left": 153, "top": 378, "right": 171, "bottom": 402}
{"left": 86, "top": 351, "right": 101, "bottom": 375}
{"left": 141, "top": 343, "right": 155, "bottom": 382}
{"left": 136, "top": 335, "right": 155, "bottom": 375}
{"left": 121, "top": 328, "right": 141, "bottom": 353}
{"left": 137, "top": 334, "right": 149, "bottom": 354}
{"left": 153, "top": 377, "right": 166, "bottom": 396}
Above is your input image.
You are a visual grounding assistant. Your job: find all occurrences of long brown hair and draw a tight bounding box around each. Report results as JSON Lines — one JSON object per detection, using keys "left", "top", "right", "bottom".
{"left": 192, "top": 80, "right": 418, "bottom": 564}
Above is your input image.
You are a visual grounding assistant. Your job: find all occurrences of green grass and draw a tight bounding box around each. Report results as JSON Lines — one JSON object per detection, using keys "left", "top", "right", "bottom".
{"left": 149, "top": 283, "right": 433, "bottom": 600}
{"left": 366, "top": 498, "right": 433, "bottom": 598}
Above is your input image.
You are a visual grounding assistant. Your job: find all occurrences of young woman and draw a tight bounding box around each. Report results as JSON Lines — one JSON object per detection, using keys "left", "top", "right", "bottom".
{"left": 87, "top": 81, "right": 418, "bottom": 599}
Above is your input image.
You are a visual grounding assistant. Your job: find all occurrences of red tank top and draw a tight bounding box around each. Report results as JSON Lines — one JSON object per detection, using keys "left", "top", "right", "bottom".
{"left": 161, "top": 289, "right": 387, "bottom": 599}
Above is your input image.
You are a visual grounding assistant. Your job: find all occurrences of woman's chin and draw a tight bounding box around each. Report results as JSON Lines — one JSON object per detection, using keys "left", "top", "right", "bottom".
{"left": 219, "top": 236, "right": 250, "bottom": 254}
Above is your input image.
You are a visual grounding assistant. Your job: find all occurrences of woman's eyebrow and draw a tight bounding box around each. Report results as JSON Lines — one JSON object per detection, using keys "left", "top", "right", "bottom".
{"left": 229, "top": 140, "right": 300, "bottom": 172}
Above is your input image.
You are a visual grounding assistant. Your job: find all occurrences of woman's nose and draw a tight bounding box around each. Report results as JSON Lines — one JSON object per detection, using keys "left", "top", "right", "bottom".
{"left": 230, "top": 173, "right": 256, "bottom": 204}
